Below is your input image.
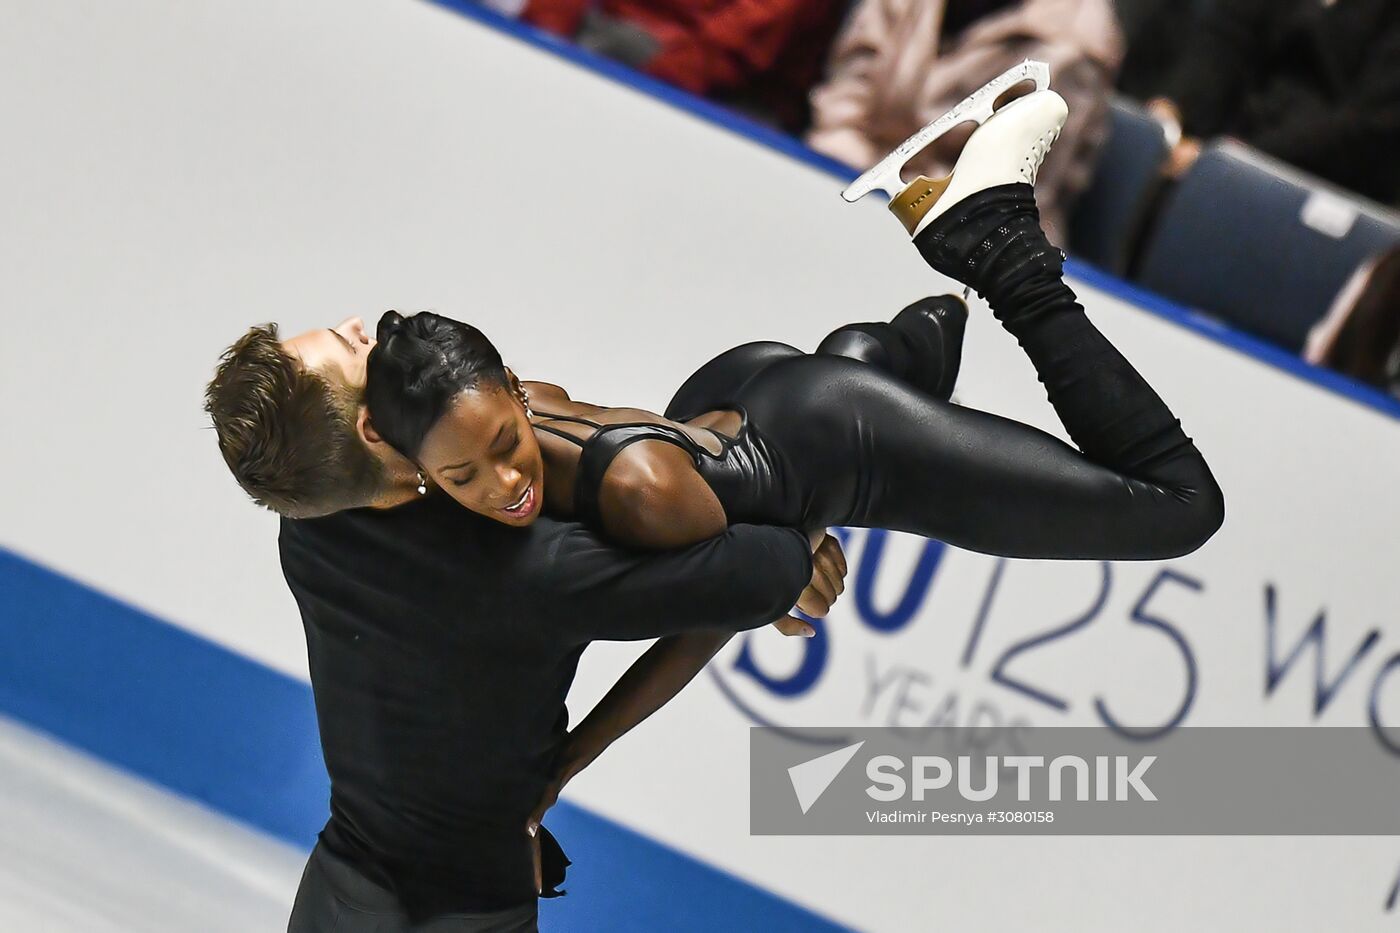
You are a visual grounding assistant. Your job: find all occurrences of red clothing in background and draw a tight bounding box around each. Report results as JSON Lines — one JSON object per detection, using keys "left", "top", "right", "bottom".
{"left": 523, "top": 0, "right": 844, "bottom": 128}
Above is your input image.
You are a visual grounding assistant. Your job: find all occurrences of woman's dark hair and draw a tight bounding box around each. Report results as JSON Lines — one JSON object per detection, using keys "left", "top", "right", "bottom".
{"left": 365, "top": 310, "right": 509, "bottom": 459}
{"left": 1323, "top": 247, "right": 1400, "bottom": 396}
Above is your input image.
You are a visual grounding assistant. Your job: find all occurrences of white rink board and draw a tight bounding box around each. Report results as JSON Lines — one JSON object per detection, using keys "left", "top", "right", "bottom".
{"left": 2, "top": 2, "right": 1398, "bottom": 930}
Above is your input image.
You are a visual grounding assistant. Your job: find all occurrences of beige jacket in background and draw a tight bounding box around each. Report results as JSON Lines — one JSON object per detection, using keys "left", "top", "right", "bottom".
{"left": 806, "top": 0, "right": 1125, "bottom": 244}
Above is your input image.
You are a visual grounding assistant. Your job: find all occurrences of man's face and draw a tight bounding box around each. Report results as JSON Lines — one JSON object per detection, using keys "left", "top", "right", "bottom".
{"left": 282, "top": 316, "right": 374, "bottom": 393}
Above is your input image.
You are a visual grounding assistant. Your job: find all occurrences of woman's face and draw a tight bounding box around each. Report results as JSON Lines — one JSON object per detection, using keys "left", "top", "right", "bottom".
{"left": 416, "top": 382, "right": 544, "bottom": 525}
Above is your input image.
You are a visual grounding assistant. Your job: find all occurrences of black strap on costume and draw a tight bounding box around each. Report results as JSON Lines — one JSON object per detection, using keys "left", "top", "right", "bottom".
{"left": 529, "top": 411, "right": 597, "bottom": 447}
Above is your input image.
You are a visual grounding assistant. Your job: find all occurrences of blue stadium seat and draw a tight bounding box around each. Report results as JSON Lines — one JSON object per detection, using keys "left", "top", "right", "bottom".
{"left": 1135, "top": 140, "right": 1400, "bottom": 352}
{"left": 1067, "top": 97, "right": 1170, "bottom": 275}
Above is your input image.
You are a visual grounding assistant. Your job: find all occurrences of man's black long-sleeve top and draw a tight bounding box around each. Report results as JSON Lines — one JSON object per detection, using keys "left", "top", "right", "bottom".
{"left": 278, "top": 493, "right": 811, "bottom": 919}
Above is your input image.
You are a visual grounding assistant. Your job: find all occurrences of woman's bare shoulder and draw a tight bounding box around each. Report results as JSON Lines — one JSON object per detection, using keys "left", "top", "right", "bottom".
{"left": 600, "top": 441, "right": 728, "bottom": 549}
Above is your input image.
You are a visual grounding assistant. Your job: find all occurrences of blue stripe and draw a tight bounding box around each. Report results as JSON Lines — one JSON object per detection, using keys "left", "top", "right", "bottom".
{"left": 0, "top": 546, "right": 851, "bottom": 930}
{"left": 426, "top": 0, "right": 1400, "bottom": 422}
{"left": 0, "top": 546, "right": 326, "bottom": 848}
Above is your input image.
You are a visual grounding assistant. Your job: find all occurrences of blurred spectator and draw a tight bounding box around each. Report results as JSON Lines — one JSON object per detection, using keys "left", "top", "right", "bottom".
{"left": 805, "top": 0, "right": 1124, "bottom": 245}
{"left": 1304, "top": 246, "right": 1400, "bottom": 399}
{"left": 1144, "top": 0, "right": 1400, "bottom": 204}
{"left": 520, "top": 0, "right": 847, "bottom": 131}
{"left": 1113, "top": 0, "right": 1194, "bottom": 101}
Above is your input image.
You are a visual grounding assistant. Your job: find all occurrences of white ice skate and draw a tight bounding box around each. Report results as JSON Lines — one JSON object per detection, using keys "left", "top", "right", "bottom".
{"left": 841, "top": 60, "right": 1068, "bottom": 238}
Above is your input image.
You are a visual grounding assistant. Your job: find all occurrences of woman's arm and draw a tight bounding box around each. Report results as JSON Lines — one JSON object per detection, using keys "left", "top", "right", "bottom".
{"left": 598, "top": 439, "right": 730, "bottom": 549}
{"left": 526, "top": 628, "right": 732, "bottom": 837}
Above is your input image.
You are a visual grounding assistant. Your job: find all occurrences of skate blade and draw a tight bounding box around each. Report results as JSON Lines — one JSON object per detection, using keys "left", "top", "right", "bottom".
{"left": 840, "top": 59, "right": 1051, "bottom": 204}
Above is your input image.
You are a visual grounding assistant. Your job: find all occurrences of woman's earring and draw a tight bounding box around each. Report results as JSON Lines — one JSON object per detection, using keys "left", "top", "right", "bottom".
{"left": 416, "top": 471, "right": 428, "bottom": 496}
{"left": 520, "top": 387, "right": 533, "bottom": 418}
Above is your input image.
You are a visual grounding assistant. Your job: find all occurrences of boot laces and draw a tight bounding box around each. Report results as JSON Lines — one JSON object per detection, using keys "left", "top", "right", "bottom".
{"left": 1019, "top": 127, "right": 1061, "bottom": 184}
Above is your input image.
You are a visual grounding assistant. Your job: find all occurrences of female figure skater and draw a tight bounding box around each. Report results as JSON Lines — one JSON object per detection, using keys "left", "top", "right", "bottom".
{"left": 363, "top": 83, "right": 1224, "bottom": 566}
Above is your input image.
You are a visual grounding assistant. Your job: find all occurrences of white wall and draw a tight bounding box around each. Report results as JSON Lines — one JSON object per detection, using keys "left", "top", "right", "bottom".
{"left": 3, "top": 2, "right": 1398, "bottom": 930}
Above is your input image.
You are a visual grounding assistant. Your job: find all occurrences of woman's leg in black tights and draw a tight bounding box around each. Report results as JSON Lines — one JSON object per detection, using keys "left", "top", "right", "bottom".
{"left": 802, "top": 356, "right": 1216, "bottom": 559}
{"left": 915, "top": 184, "right": 1218, "bottom": 502}
{"left": 844, "top": 182, "right": 1223, "bottom": 558}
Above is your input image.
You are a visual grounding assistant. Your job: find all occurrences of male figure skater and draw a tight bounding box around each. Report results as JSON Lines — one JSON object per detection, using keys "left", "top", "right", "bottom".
{"left": 204, "top": 316, "right": 845, "bottom": 932}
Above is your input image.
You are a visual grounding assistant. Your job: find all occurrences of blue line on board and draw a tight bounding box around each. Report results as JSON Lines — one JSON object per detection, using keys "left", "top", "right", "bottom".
{"left": 425, "top": 0, "right": 1400, "bottom": 423}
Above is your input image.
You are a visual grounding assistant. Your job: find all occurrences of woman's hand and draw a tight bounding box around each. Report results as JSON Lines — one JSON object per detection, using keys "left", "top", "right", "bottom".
{"left": 791, "top": 529, "right": 846, "bottom": 623}
{"left": 527, "top": 740, "right": 591, "bottom": 843}
{"left": 772, "top": 530, "right": 845, "bottom": 636}
{"left": 526, "top": 738, "right": 592, "bottom": 895}
{"left": 530, "top": 830, "right": 542, "bottom": 897}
